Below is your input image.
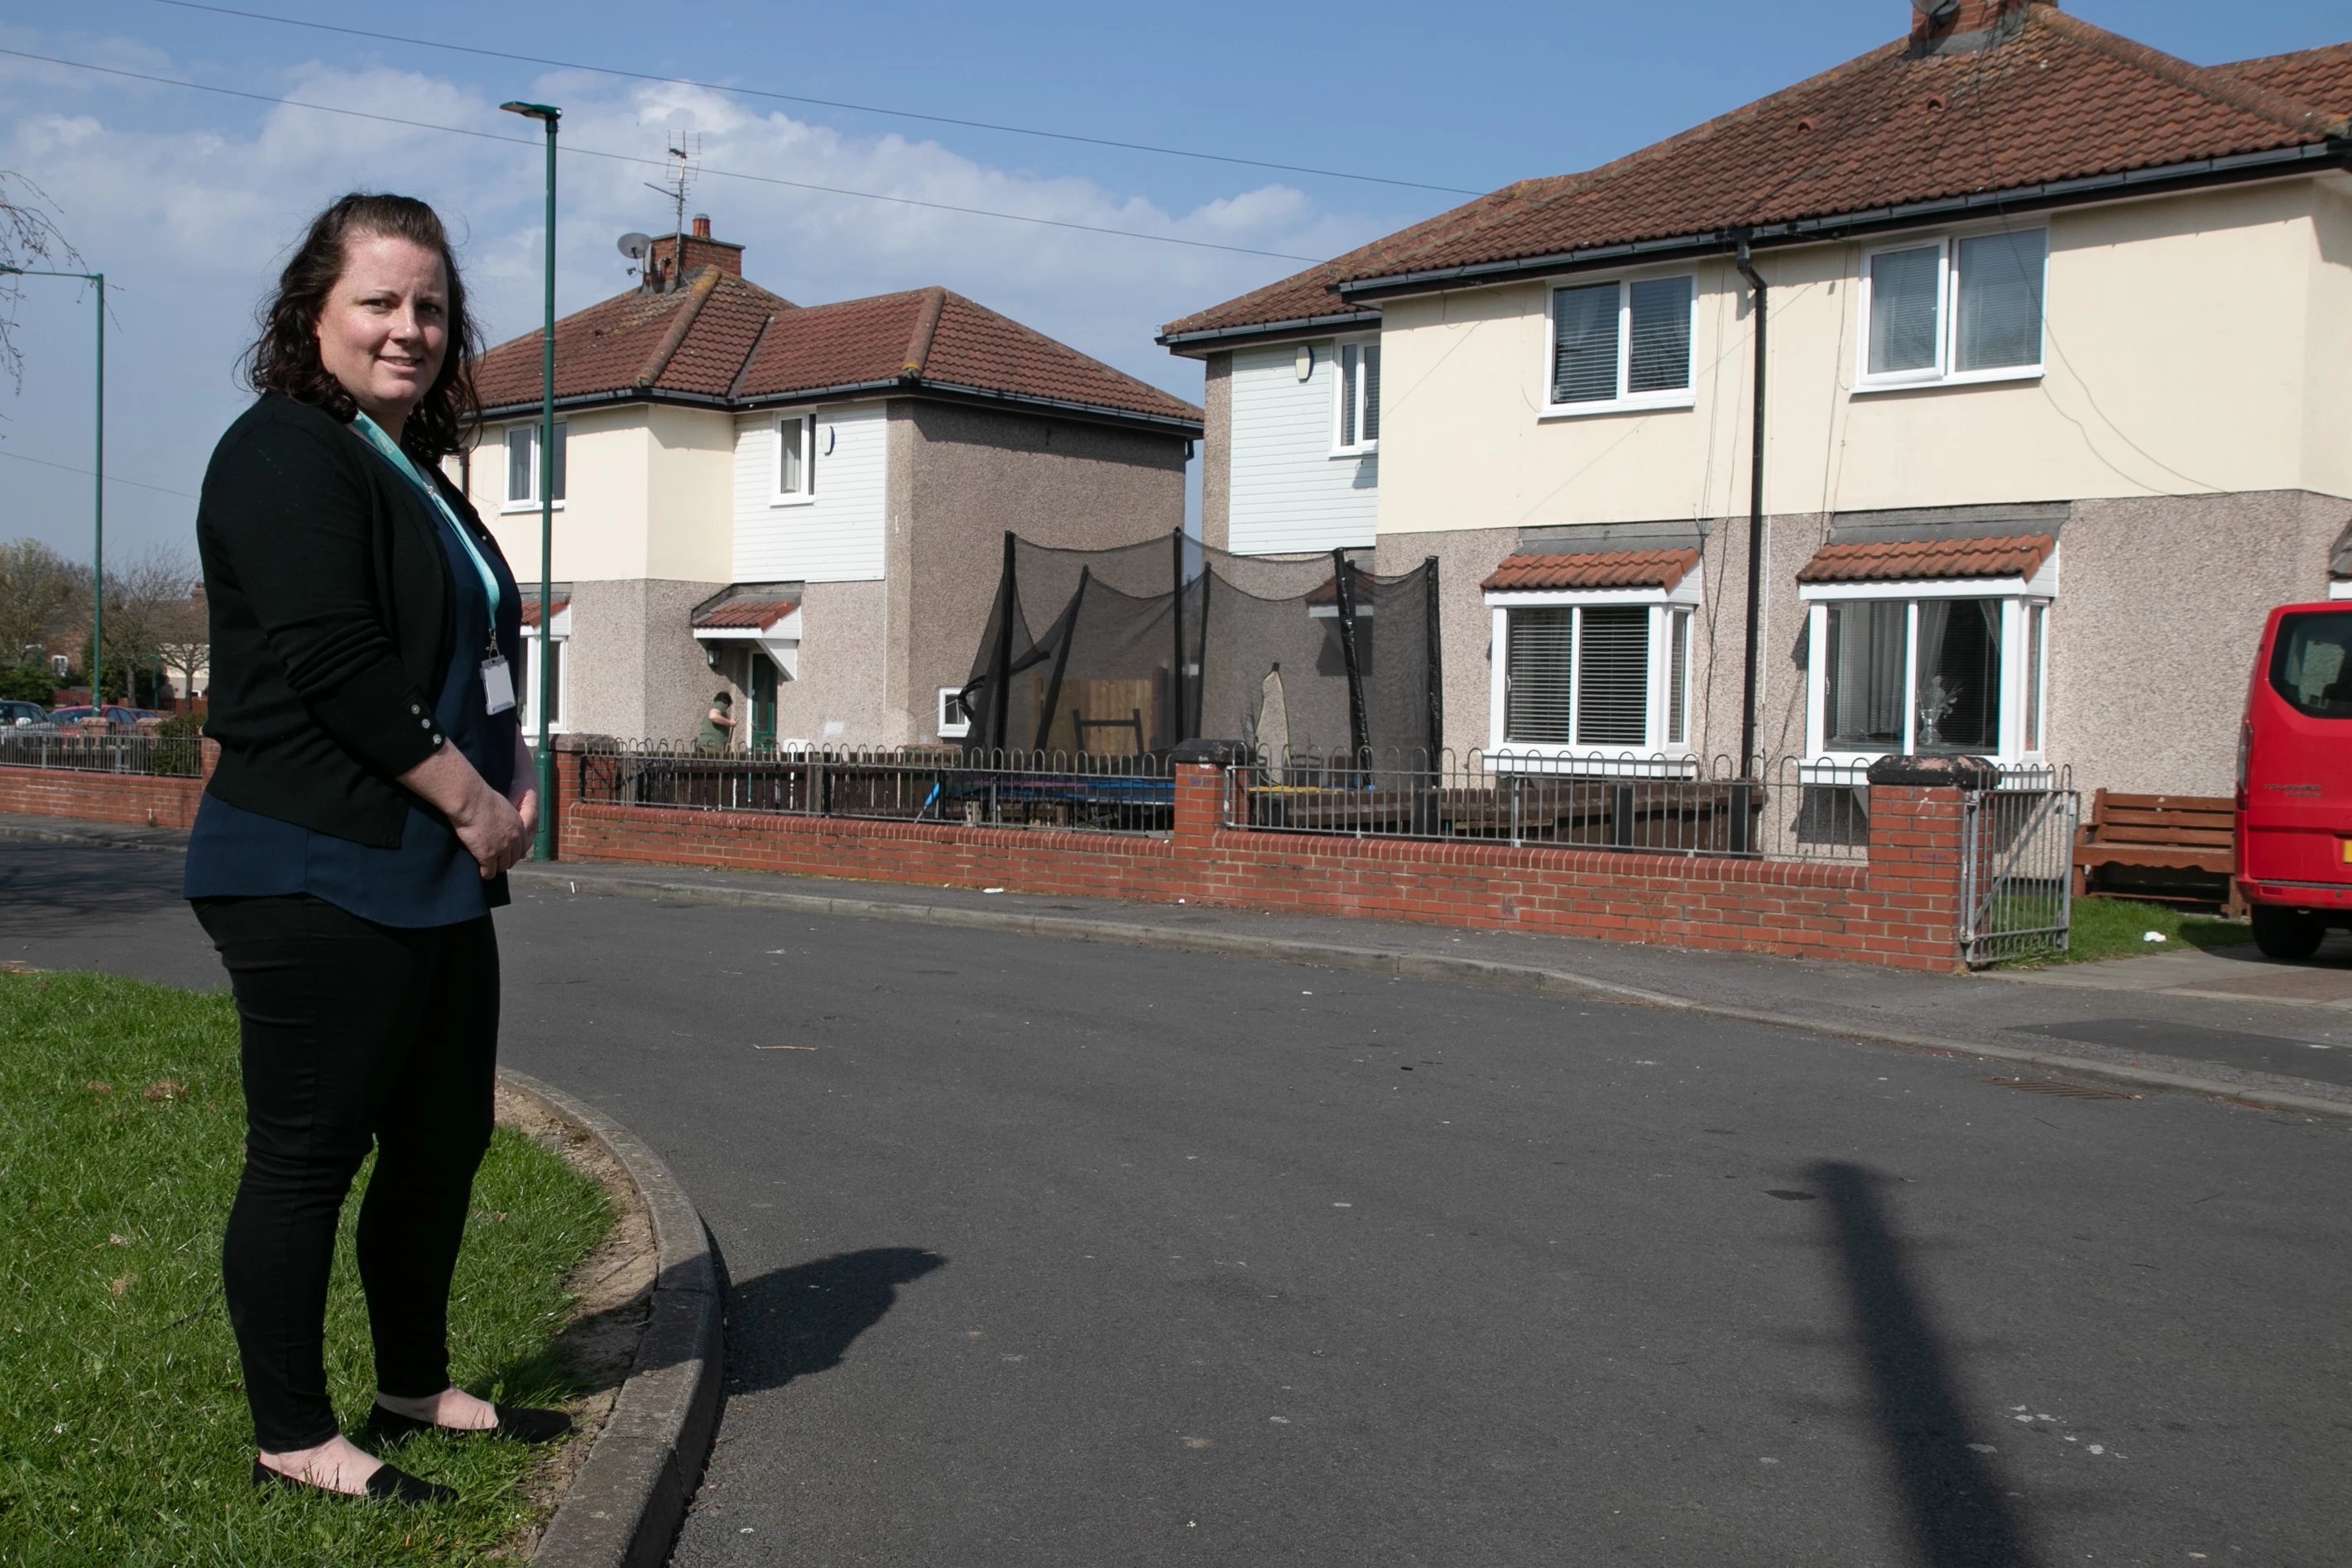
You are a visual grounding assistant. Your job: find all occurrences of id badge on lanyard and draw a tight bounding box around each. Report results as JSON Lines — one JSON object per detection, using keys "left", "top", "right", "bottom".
{"left": 480, "top": 635, "right": 516, "bottom": 716}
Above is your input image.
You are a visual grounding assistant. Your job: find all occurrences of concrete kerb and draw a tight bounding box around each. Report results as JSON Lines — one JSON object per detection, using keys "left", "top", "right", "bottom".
{"left": 496, "top": 1068, "right": 723, "bottom": 1568}
{"left": 508, "top": 866, "right": 2352, "bottom": 1125}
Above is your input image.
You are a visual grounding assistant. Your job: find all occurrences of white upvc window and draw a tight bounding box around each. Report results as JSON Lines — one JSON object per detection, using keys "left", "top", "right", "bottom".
{"left": 1855, "top": 228, "right": 2046, "bottom": 391}
{"left": 1801, "top": 576, "right": 2054, "bottom": 768}
{"left": 774, "top": 413, "right": 814, "bottom": 504}
{"left": 1486, "top": 587, "right": 1699, "bottom": 768}
{"left": 938, "top": 686, "right": 972, "bottom": 740}
{"left": 516, "top": 602, "right": 570, "bottom": 742}
{"left": 1542, "top": 271, "right": 1697, "bottom": 417}
{"left": 1332, "top": 338, "right": 1380, "bottom": 455}
{"left": 502, "top": 421, "right": 567, "bottom": 511}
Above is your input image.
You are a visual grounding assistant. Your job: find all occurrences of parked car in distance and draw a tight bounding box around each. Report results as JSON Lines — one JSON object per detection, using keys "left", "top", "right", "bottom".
{"left": 0, "top": 700, "right": 46, "bottom": 727}
{"left": 45, "top": 705, "right": 147, "bottom": 730}
{"left": 2235, "top": 602, "right": 2352, "bottom": 959}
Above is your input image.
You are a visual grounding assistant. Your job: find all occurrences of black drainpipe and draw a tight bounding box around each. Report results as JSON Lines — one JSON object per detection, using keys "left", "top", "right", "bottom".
{"left": 1734, "top": 234, "right": 1768, "bottom": 782}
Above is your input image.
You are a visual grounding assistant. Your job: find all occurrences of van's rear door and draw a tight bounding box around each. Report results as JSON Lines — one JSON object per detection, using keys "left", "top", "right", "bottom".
{"left": 2243, "top": 609, "right": 2352, "bottom": 885}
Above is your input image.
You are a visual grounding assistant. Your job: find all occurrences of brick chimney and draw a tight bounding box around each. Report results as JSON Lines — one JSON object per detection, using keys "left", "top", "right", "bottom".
{"left": 647, "top": 213, "right": 744, "bottom": 289}
{"left": 1909, "top": 0, "right": 2031, "bottom": 55}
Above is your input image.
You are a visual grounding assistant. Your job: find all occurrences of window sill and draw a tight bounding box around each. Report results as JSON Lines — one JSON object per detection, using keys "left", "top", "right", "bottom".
{"left": 500, "top": 501, "right": 565, "bottom": 515}
{"left": 1538, "top": 391, "right": 1696, "bottom": 421}
{"left": 770, "top": 494, "right": 817, "bottom": 509}
{"left": 1850, "top": 365, "right": 2042, "bottom": 396}
{"left": 1330, "top": 444, "right": 1378, "bottom": 460}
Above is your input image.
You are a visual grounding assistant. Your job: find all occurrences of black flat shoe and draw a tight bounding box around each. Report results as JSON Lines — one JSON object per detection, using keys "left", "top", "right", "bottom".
{"left": 365, "top": 1402, "right": 573, "bottom": 1445}
{"left": 251, "top": 1456, "right": 455, "bottom": 1504}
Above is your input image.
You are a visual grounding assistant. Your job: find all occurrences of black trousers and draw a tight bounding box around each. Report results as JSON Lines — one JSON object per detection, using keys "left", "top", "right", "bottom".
{"left": 193, "top": 895, "right": 499, "bottom": 1451}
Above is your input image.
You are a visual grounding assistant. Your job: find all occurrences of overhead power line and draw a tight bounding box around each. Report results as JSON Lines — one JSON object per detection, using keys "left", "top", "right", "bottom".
{"left": 146, "top": 0, "right": 1484, "bottom": 198}
{"left": 0, "top": 448, "right": 199, "bottom": 499}
{"left": 0, "top": 48, "right": 1328, "bottom": 263}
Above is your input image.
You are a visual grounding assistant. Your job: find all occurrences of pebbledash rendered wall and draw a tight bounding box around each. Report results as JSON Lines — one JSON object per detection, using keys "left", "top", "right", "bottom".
{"left": 0, "top": 746, "right": 1972, "bottom": 970}
{"left": 550, "top": 744, "right": 1973, "bottom": 971}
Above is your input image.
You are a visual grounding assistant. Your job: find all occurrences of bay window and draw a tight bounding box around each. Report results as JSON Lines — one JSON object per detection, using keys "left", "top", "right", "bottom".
{"left": 1488, "top": 596, "right": 1697, "bottom": 765}
{"left": 1545, "top": 273, "right": 1696, "bottom": 415}
{"left": 1857, "top": 228, "right": 2046, "bottom": 389}
{"left": 1804, "top": 588, "right": 2050, "bottom": 764}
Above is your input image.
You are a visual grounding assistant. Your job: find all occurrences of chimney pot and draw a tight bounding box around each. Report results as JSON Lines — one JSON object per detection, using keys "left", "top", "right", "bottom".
{"left": 692, "top": 213, "right": 711, "bottom": 239}
{"left": 1909, "top": 0, "right": 2028, "bottom": 53}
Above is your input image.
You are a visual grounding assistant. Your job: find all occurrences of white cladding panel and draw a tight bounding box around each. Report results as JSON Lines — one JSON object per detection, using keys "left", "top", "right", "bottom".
{"left": 1226, "top": 343, "right": 1377, "bottom": 554}
{"left": 732, "top": 405, "right": 887, "bottom": 581}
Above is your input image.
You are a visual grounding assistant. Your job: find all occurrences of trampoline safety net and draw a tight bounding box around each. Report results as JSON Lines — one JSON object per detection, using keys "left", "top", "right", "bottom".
{"left": 959, "top": 530, "right": 1441, "bottom": 763}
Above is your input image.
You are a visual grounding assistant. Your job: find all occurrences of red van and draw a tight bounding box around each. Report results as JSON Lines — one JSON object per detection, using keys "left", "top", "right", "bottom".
{"left": 2237, "top": 602, "right": 2352, "bottom": 958}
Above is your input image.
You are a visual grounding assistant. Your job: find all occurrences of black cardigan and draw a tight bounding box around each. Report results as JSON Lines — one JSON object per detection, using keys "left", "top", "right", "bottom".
{"left": 196, "top": 393, "right": 521, "bottom": 849}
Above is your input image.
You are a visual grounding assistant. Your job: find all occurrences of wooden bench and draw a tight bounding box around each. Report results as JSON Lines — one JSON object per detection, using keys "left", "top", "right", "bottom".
{"left": 2071, "top": 789, "right": 2238, "bottom": 910}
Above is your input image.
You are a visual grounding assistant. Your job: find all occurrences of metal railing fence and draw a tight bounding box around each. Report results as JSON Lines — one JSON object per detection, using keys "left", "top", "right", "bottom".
{"left": 0, "top": 730, "right": 204, "bottom": 778}
{"left": 1960, "top": 779, "right": 2080, "bottom": 966}
{"left": 1222, "top": 749, "right": 1872, "bottom": 861}
{"left": 572, "top": 741, "right": 1174, "bottom": 835}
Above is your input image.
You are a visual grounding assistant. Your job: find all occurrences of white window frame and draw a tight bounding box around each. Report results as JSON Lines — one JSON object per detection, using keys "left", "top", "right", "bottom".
{"left": 938, "top": 686, "right": 972, "bottom": 740}
{"left": 1799, "top": 556, "right": 2057, "bottom": 770}
{"left": 517, "top": 603, "right": 571, "bottom": 743}
{"left": 1539, "top": 269, "right": 1700, "bottom": 420}
{"left": 1332, "top": 335, "right": 1380, "bottom": 457}
{"left": 1853, "top": 226, "right": 2047, "bottom": 394}
{"left": 773, "top": 413, "right": 815, "bottom": 505}
{"left": 501, "top": 421, "right": 567, "bottom": 513}
{"left": 1484, "top": 579, "right": 1702, "bottom": 770}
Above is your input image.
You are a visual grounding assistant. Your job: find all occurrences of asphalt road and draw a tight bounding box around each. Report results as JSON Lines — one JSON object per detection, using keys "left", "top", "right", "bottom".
{"left": 7, "top": 841, "right": 2351, "bottom": 1566}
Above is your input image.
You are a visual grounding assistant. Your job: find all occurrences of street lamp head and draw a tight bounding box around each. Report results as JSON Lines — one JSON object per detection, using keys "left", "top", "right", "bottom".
{"left": 500, "top": 101, "right": 562, "bottom": 125}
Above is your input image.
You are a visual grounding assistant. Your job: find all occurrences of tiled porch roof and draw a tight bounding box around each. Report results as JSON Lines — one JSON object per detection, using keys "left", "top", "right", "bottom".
{"left": 1797, "top": 534, "right": 2055, "bottom": 584}
{"left": 518, "top": 594, "right": 569, "bottom": 629}
{"left": 693, "top": 597, "right": 800, "bottom": 632}
{"left": 1482, "top": 547, "right": 1700, "bottom": 592}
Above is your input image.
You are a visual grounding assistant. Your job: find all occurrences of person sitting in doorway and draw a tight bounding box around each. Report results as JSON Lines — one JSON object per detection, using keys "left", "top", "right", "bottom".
{"left": 697, "top": 691, "right": 736, "bottom": 753}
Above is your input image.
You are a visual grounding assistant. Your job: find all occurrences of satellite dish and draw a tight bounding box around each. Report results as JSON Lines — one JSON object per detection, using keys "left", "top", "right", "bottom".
{"left": 617, "top": 232, "right": 652, "bottom": 261}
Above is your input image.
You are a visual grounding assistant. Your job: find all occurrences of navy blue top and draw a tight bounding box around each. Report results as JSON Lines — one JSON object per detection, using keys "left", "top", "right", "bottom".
{"left": 184, "top": 489, "right": 521, "bottom": 927}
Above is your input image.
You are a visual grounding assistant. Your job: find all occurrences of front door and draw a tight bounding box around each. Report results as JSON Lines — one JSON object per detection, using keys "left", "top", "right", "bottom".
{"left": 751, "top": 650, "right": 779, "bottom": 752}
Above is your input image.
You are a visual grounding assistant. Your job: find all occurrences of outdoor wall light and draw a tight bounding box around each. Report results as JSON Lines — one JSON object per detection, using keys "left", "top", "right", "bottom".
{"left": 1295, "top": 344, "right": 1313, "bottom": 381}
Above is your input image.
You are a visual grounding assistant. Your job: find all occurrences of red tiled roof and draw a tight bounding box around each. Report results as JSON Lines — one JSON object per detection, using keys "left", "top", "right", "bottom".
{"left": 1797, "top": 535, "right": 2055, "bottom": 584}
{"left": 693, "top": 598, "right": 799, "bottom": 631}
{"left": 517, "top": 595, "right": 569, "bottom": 629}
{"left": 2215, "top": 41, "right": 2352, "bottom": 115}
{"left": 734, "top": 286, "right": 1199, "bottom": 425}
{"left": 1481, "top": 548, "right": 1700, "bottom": 593}
{"left": 1165, "top": 7, "right": 2349, "bottom": 341}
{"left": 478, "top": 271, "right": 1200, "bottom": 430}
{"left": 474, "top": 268, "right": 795, "bottom": 410}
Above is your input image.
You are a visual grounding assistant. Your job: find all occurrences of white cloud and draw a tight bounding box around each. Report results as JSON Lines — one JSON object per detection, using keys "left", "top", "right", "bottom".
{"left": 2, "top": 31, "right": 1414, "bottom": 559}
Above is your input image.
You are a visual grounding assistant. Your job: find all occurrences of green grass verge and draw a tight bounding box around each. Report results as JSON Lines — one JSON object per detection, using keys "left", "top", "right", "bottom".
{"left": 0, "top": 971, "right": 614, "bottom": 1566}
{"left": 2017, "top": 895, "right": 2254, "bottom": 967}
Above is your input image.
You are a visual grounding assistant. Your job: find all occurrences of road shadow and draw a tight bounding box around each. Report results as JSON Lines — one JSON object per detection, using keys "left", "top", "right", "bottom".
{"left": 724, "top": 1246, "right": 947, "bottom": 1393}
{"left": 1814, "top": 1161, "right": 2037, "bottom": 1568}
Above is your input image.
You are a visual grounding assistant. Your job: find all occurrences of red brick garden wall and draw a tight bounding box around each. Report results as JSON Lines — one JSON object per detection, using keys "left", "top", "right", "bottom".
{"left": 553, "top": 755, "right": 1969, "bottom": 971}
{"left": 0, "top": 743, "right": 214, "bottom": 830}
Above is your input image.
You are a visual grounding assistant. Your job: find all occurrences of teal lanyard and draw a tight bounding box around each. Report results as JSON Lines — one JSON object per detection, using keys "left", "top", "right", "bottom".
{"left": 351, "top": 412, "right": 502, "bottom": 637}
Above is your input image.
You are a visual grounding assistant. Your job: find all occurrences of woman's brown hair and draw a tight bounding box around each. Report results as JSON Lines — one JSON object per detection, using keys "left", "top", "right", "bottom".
{"left": 243, "top": 193, "right": 481, "bottom": 460}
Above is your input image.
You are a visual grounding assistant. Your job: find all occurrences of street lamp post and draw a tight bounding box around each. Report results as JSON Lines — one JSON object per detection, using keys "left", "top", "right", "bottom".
{"left": 501, "top": 99, "right": 560, "bottom": 861}
{"left": 1, "top": 266, "right": 103, "bottom": 702}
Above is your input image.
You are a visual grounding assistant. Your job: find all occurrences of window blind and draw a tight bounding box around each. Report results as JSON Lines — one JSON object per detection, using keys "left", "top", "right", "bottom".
{"left": 506, "top": 426, "right": 533, "bottom": 503}
{"left": 1505, "top": 608, "right": 1575, "bottom": 744}
{"left": 1826, "top": 600, "right": 1906, "bottom": 748}
{"left": 779, "top": 417, "right": 804, "bottom": 493}
{"left": 1628, "top": 276, "right": 1692, "bottom": 395}
{"left": 1553, "top": 284, "right": 1620, "bottom": 404}
{"left": 1575, "top": 605, "right": 1650, "bottom": 746}
{"left": 1666, "top": 607, "right": 1691, "bottom": 745}
{"left": 1868, "top": 246, "right": 1941, "bottom": 374}
{"left": 1955, "top": 231, "right": 2044, "bottom": 372}
{"left": 1360, "top": 343, "right": 1381, "bottom": 443}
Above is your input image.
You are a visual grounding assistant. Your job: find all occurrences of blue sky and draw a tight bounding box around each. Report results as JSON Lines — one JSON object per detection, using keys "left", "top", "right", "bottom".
{"left": 2, "top": 0, "right": 2344, "bottom": 561}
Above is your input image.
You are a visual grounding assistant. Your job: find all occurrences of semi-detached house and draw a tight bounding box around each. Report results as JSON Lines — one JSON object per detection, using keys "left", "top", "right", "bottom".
{"left": 464, "top": 219, "right": 1201, "bottom": 750}
{"left": 1161, "top": 1, "right": 2352, "bottom": 797}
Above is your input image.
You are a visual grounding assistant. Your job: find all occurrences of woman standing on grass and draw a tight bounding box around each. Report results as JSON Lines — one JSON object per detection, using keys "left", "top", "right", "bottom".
{"left": 186, "top": 192, "right": 569, "bottom": 1503}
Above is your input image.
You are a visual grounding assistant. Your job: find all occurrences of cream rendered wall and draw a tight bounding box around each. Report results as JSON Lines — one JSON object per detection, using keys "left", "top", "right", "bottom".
{"left": 471, "top": 404, "right": 732, "bottom": 583}
{"left": 1374, "top": 179, "right": 2350, "bottom": 540}
{"left": 1227, "top": 341, "right": 1378, "bottom": 553}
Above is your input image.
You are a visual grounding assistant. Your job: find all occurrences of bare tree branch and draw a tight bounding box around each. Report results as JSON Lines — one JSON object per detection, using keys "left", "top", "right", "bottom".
{"left": 0, "top": 171, "right": 85, "bottom": 395}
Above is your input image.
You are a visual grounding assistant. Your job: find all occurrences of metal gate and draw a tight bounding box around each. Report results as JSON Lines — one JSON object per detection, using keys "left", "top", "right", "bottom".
{"left": 1959, "top": 783, "right": 2079, "bottom": 966}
